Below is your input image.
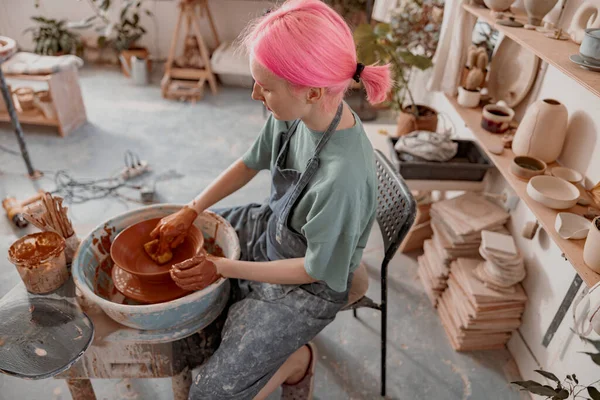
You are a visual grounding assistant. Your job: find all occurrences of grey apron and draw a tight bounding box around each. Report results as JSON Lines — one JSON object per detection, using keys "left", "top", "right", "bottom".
{"left": 189, "top": 103, "right": 352, "bottom": 400}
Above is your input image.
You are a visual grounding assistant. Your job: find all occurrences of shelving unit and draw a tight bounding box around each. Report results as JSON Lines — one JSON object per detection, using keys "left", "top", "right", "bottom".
{"left": 463, "top": 5, "right": 600, "bottom": 98}
{"left": 445, "top": 94, "right": 600, "bottom": 287}
{"left": 0, "top": 67, "right": 87, "bottom": 136}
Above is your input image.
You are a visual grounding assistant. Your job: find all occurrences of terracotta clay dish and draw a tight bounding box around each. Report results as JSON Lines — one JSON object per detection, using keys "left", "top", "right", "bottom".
{"left": 110, "top": 218, "right": 204, "bottom": 282}
{"left": 112, "top": 265, "right": 191, "bottom": 304}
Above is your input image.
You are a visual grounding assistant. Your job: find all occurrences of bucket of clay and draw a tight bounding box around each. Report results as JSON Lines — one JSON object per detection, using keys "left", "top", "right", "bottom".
{"left": 71, "top": 205, "right": 240, "bottom": 331}
{"left": 8, "top": 231, "right": 68, "bottom": 294}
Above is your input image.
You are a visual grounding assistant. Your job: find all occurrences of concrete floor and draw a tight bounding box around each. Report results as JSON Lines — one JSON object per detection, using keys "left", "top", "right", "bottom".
{"left": 0, "top": 65, "right": 525, "bottom": 399}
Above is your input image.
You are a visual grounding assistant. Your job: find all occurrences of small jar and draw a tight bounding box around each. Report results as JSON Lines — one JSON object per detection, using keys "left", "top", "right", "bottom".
{"left": 8, "top": 232, "right": 68, "bottom": 294}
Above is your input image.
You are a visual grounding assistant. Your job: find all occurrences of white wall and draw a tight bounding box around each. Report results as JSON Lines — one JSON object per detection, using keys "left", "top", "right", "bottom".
{"left": 0, "top": 0, "right": 274, "bottom": 59}
{"left": 427, "top": 53, "right": 600, "bottom": 386}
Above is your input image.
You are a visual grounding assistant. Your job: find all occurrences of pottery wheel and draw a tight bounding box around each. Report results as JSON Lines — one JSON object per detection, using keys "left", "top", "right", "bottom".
{"left": 0, "top": 298, "right": 94, "bottom": 379}
{"left": 112, "top": 264, "right": 191, "bottom": 304}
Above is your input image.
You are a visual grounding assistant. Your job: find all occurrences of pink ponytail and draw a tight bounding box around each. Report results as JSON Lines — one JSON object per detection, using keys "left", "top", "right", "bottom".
{"left": 242, "top": 0, "right": 391, "bottom": 106}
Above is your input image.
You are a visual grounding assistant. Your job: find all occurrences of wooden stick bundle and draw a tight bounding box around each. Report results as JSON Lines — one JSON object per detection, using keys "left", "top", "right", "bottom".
{"left": 23, "top": 192, "right": 74, "bottom": 239}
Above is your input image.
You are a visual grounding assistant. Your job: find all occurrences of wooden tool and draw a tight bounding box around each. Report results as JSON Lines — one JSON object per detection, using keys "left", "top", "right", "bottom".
{"left": 161, "top": 0, "right": 220, "bottom": 102}
{"left": 2, "top": 190, "right": 44, "bottom": 228}
{"left": 23, "top": 192, "right": 75, "bottom": 239}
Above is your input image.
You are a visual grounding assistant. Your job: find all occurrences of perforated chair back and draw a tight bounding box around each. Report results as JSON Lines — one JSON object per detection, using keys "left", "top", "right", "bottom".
{"left": 374, "top": 149, "right": 417, "bottom": 263}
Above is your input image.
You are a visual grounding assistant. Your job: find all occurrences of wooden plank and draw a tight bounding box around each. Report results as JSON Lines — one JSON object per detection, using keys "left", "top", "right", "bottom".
{"left": 48, "top": 67, "right": 87, "bottom": 136}
{"left": 5, "top": 73, "right": 52, "bottom": 81}
{"left": 0, "top": 109, "right": 59, "bottom": 126}
{"left": 170, "top": 67, "right": 209, "bottom": 81}
{"left": 463, "top": 4, "right": 600, "bottom": 99}
{"left": 445, "top": 93, "right": 600, "bottom": 287}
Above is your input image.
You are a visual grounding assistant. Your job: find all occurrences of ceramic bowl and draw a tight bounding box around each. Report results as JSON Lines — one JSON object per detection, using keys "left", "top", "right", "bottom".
{"left": 72, "top": 205, "right": 240, "bottom": 331}
{"left": 550, "top": 166, "right": 584, "bottom": 184}
{"left": 483, "top": 0, "right": 514, "bottom": 11}
{"left": 510, "top": 156, "right": 547, "bottom": 180}
{"left": 526, "top": 175, "right": 580, "bottom": 209}
{"left": 555, "top": 212, "right": 591, "bottom": 239}
{"left": 111, "top": 218, "right": 204, "bottom": 283}
{"left": 580, "top": 28, "right": 600, "bottom": 66}
{"left": 481, "top": 103, "right": 515, "bottom": 134}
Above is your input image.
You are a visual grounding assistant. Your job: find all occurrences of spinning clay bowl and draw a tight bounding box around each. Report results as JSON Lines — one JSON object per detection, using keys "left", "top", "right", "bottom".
{"left": 72, "top": 205, "right": 240, "bottom": 331}
{"left": 110, "top": 218, "right": 205, "bottom": 283}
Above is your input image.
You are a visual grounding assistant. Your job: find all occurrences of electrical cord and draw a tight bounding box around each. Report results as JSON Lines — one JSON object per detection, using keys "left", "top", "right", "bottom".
{"left": 0, "top": 144, "right": 21, "bottom": 156}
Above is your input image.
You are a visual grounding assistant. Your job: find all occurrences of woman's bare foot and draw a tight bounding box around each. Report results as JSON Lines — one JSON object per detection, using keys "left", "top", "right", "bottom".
{"left": 285, "top": 345, "right": 311, "bottom": 385}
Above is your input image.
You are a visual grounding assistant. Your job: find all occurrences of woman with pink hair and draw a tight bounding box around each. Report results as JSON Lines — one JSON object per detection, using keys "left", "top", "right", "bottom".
{"left": 151, "top": 0, "right": 392, "bottom": 398}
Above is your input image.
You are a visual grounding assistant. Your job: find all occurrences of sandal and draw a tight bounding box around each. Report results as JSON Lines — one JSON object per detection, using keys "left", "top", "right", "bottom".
{"left": 281, "top": 342, "right": 317, "bottom": 400}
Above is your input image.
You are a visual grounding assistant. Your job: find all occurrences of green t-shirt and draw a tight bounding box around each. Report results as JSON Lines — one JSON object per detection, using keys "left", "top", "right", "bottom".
{"left": 242, "top": 110, "right": 377, "bottom": 292}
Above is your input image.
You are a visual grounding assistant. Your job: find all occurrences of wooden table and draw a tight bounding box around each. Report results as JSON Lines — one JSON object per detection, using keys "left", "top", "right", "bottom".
{"left": 0, "top": 277, "right": 222, "bottom": 400}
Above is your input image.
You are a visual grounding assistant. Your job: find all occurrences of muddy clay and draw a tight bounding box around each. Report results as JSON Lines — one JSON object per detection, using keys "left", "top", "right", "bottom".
{"left": 8, "top": 232, "right": 68, "bottom": 294}
{"left": 90, "top": 217, "right": 224, "bottom": 306}
{"left": 8, "top": 232, "right": 65, "bottom": 265}
{"left": 111, "top": 218, "right": 204, "bottom": 279}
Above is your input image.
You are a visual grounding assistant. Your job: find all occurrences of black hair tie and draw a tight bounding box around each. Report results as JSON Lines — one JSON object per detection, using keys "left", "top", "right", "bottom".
{"left": 353, "top": 63, "right": 365, "bottom": 83}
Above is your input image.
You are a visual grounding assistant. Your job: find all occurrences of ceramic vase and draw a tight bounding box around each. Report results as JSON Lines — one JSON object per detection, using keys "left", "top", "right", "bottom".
{"left": 512, "top": 99, "right": 568, "bottom": 163}
{"left": 524, "top": 0, "right": 559, "bottom": 26}
{"left": 584, "top": 217, "right": 600, "bottom": 273}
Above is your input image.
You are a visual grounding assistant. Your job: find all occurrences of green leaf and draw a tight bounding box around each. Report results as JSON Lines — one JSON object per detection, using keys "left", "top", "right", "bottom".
{"left": 535, "top": 370, "right": 561, "bottom": 383}
{"left": 397, "top": 51, "right": 433, "bottom": 70}
{"left": 512, "top": 381, "right": 560, "bottom": 396}
{"left": 373, "top": 22, "right": 391, "bottom": 37}
{"left": 589, "top": 387, "right": 600, "bottom": 400}
{"left": 145, "top": 9, "right": 153, "bottom": 17}
{"left": 353, "top": 23, "right": 376, "bottom": 45}
{"left": 553, "top": 389, "right": 569, "bottom": 399}
{"left": 573, "top": 374, "right": 579, "bottom": 384}
{"left": 583, "top": 352, "right": 600, "bottom": 366}
{"left": 566, "top": 375, "right": 572, "bottom": 381}
{"left": 581, "top": 337, "right": 600, "bottom": 352}
{"left": 97, "top": 35, "right": 107, "bottom": 48}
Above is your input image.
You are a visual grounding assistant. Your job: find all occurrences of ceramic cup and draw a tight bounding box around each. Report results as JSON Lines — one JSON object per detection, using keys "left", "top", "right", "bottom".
{"left": 481, "top": 103, "right": 515, "bottom": 134}
{"left": 584, "top": 217, "right": 600, "bottom": 273}
{"left": 580, "top": 28, "right": 600, "bottom": 65}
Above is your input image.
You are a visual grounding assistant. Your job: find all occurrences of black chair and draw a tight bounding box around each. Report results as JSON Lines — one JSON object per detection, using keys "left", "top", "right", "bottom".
{"left": 344, "top": 149, "right": 417, "bottom": 397}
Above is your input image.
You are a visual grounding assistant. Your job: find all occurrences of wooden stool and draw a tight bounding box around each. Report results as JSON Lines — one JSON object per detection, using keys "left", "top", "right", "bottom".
{"left": 161, "top": 0, "right": 220, "bottom": 101}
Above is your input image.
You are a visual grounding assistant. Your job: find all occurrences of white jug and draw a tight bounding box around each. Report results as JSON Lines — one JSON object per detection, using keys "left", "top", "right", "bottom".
{"left": 119, "top": 55, "right": 149, "bottom": 85}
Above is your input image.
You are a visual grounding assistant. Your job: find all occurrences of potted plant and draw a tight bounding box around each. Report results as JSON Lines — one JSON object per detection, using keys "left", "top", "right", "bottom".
{"left": 457, "top": 49, "right": 488, "bottom": 108}
{"left": 512, "top": 339, "right": 600, "bottom": 399}
{"left": 24, "top": 17, "right": 82, "bottom": 56}
{"left": 353, "top": 0, "right": 444, "bottom": 137}
{"left": 325, "top": 0, "right": 370, "bottom": 26}
{"left": 65, "top": 0, "right": 153, "bottom": 76}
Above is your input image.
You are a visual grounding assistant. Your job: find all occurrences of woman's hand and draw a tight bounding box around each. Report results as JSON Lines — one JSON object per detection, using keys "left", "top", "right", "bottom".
{"left": 150, "top": 206, "right": 198, "bottom": 255}
{"left": 170, "top": 251, "right": 222, "bottom": 291}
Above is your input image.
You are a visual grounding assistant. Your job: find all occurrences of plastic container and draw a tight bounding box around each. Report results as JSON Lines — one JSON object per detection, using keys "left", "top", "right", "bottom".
{"left": 387, "top": 138, "right": 494, "bottom": 181}
{"left": 8, "top": 232, "right": 68, "bottom": 294}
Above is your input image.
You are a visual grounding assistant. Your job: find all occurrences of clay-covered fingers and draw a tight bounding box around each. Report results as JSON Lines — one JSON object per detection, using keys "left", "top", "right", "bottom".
{"left": 170, "top": 231, "right": 187, "bottom": 249}
{"left": 172, "top": 254, "right": 206, "bottom": 271}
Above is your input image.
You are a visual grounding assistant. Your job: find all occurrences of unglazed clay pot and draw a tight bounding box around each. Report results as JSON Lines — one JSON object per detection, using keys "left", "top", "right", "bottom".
{"left": 483, "top": 0, "right": 515, "bottom": 11}
{"left": 524, "top": 0, "right": 559, "bottom": 26}
{"left": 394, "top": 104, "right": 438, "bottom": 137}
{"left": 584, "top": 218, "right": 600, "bottom": 273}
{"left": 512, "top": 99, "right": 568, "bottom": 163}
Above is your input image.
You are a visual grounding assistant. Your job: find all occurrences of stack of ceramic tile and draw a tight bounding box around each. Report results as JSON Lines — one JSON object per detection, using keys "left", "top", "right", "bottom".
{"left": 437, "top": 258, "right": 527, "bottom": 351}
{"left": 418, "top": 193, "right": 510, "bottom": 306}
{"left": 429, "top": 193, "right": 510, "bottom": 261}
{"left": 417, "top": 239, "right": 449, "bottom": 306}
{"left": 475, "top": 230, "right": 526, "bottom": 292}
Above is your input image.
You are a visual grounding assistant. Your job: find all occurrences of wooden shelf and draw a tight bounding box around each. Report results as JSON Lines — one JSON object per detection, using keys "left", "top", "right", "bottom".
{"left": 445, "top": 94, "right": 600, "bottom": 287}
{"left": 0, "top": 109, "right": 59, "bottom": 127}
{"left": 463, "top": 4, "right": 600, "bottom": 99}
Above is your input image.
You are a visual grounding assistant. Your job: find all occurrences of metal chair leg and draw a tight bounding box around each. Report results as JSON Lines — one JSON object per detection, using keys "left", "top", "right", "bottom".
{"left": 353, "top": 308, "right": 357, "bottom": 318}
{"left": 381, "top": 272, "right": 387, "bottom": 397}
